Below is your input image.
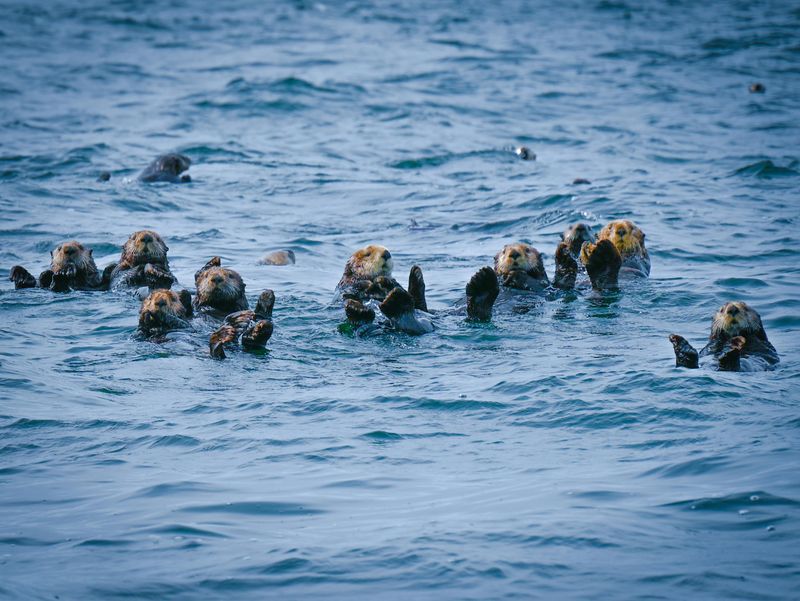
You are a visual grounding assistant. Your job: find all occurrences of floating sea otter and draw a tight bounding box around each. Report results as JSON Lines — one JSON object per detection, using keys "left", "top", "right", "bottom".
{"left": 138, "top": 153, "right": 192, "bottom": 183}
{"left": 10, "top": 240, "right": 113, "bottom": 292}
{"left": 578, "top": 219, "right": 649, "bottom": 289}
{"left": 138, "top": 289, "right": 194, "bottom": 337}
{"left": 110, "top": 230, "right": 177, "bottom": 291}
{"left": 193, "top": 257, "right": 248, "bottom": 315}
{"left": 335, "top": 245, "right": 500, "bottom": 335}
{"left": 669, "top": 301, "right": 779, "bottom": 371}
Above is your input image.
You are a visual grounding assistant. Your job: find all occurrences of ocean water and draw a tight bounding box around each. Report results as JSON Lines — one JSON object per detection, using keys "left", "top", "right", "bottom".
{"left": 1, "top": 0, "right": 799, "bottom": 599}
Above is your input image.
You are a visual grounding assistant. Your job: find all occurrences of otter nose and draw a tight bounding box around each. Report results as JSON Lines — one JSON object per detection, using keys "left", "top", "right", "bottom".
{"left": 156, "top": 299, "right": 167, "bottom": 308}
{"left": 65, "top": 246, "right": 76, "bottom": 255}
{"left": 616, "top": 230, "right": 626, "bottom": 237}
{"left": 142, "top": 310, "right": 158, "bottom": 325}
{"left": 727, "top": 305, "right": 739, "bottom": 316}
{"left": 142, "top": 234, "right": 153, "bottom": 244}
{"left": 510, "top": 250, "right": 520, "bottom": 260}
{"left": 382, "top": 250, "right": 391, "bottom": 261}
{"left": 212, "top": 275, "right": 224, "bottom": 284}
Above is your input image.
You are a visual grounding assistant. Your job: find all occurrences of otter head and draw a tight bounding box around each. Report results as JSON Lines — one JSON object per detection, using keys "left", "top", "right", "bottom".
{"left": 194, "top": 259, "right": 246, "bottom": 312}
{"left": 710, "top": 301, "right": 768, "bottom": 341}
{"left": 121, "top": 230, "right": 169, "bottom": 266}
{"left": 50, "top": 240, "right": 98, "bottom": 275}
{"left": 494, "top": 243, "right": 546, "bottom": 278}
{"left": 159, "top": 153, "right": 191, "bottom": 176}
{"left": 343, "top": 245, "right": 394, "bottom": 280}
{"left": 598, "top": 220, "right": 646, "bottom": 257}
{"left": 561, "top": 222, "right": 596, "bottom": 256}
{"left": 138, "top": 289, "right": 193, "bottom": 335}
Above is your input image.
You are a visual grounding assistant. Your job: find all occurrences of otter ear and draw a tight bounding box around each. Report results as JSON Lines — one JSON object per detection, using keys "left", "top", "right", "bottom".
{"left": 178, "top": 289, "right": 193, "bottom": 317}
{"left": 195, "top": 256, "right": 221, "bottom": 281}
{"left": 89, "top": 249, "right": 93, "bottom": 257}
{"left": 164, "top": 244, "right": 169, "bottom": 252}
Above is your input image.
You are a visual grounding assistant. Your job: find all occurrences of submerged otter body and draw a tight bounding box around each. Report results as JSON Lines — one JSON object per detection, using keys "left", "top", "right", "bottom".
{"left": 10, "top": 240, "right": 112, "bottom": 292}
{"left": 138, "top": 289, "right": 194, "bottom": 337}
{"left": 193, "top": 257, "right": 248, "bottom": 316}
{"left": 670, "top": 301, "right": 779, "bottom": 372}
{"left": 138, "top": 153, "right": 191, "bottom": 183}
{"left": 110, "top": 230, "right": 177, "bottom": 291}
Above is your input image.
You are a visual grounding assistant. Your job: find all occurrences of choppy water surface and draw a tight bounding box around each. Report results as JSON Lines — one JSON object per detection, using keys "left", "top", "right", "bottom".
{"left": 1, "top": 1, "right": 799, "bottom": 599}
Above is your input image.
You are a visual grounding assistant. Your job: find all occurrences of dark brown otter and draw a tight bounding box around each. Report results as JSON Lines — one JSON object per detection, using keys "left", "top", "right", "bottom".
{"left": 670, "top": 301, "right": 779, "bottom": 371}
{"left": 138, "top": 289, "right": 193, "bottom": 336}
{"left": 10, "top": 240, "right": 113, "bottom": 292}
{"left": 193, "top": 257, "right": 248, "bottom": 315}
{"left": 110, "top": 230, "right": 176, "bottom": 290}
{"left": 138, "top": 153, "right": 191, "bottom": 183}
{"left": 210, "top": 290, "right": 275, "bottom": 359}
{"left": 561, "top": 222, "right": 596, "bottom": 257}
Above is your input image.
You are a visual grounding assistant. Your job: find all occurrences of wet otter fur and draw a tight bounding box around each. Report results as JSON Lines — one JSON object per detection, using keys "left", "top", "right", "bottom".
{"left": 669, "top": 301, "right": 779, "bottom": 371}
{"left": 193, "top": 257, "right": 248, "bottom": 315}
{"left": 210, "top": 290, "right": 276, "bottom": 359}
{"left": 561, "top": 223, "right": 596, "bottom": 258}
{"left": 336, "top": 244, "right": 400, "bottom": 302}
{"left": 10, "top": 240, "right": 113, "bottom": 292}
{"left": 138, "top": 289, "right": 193, "bottom": 336}
{"left": 110, "top": 230, "right": 176, "bottom": 290}
{"left": 258, "top": 250, "right": 295, "bottom": 266}
{"left": 494, "top": 243, "right": 550, "bottom": 292}
{"left": 139, "top": 153, "right": 191, "bottom": 183}
{"left": 596, "top": 219, "right": 650, "bottom": 277}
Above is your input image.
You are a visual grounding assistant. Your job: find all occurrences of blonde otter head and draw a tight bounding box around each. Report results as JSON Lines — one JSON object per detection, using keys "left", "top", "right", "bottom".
{"left": 138, "top": 289, "right": 192, "bottom": 334}
{"left": 343, "top": 245, "right": 394, "bottom": 280}
{"left": 711, "top": 301, "right": 767, "bottom": 341}
{"left": 121, "top": 230, "right": 169, "bottom": 267}
{"left": 50, "top": 240, "right": 98, "bottom": 275}
{"left": 194, "top": 264, "right": 246, "bottom": 311}
{"left": 494, "top": 243, "right": 546, "bottom": 278}
{"left": 598, "top": 220, "right": 647, "bottom": 257}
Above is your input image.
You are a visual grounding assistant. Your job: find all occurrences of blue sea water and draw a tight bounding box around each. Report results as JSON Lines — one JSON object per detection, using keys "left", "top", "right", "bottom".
{"left": 1, "top": 0, "right": 799, "bottom": 599}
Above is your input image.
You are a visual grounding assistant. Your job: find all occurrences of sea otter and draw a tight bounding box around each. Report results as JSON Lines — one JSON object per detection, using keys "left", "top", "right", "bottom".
{"left": 138, "top": 153, "right": 191, "bottom": 183}
{"left": 669, "top": 301, "right": 779, "bottom": 372}
{"left": 336, "top": 245, "right": 498, "bottom": 334}
{"left": 578, "top": 219, "right": 649, "bottom": 289}
{"left": 209, "top": 290, "right": 276, "bottom": 359}
{"left": 138, "top": 289, "right": 193, "bottom": 336}
{"left": 561, "top": 223, "right": 596, "bottom": 258}
{"left": 258, "top": 250, "right": 295, "bottom": 266}
{"left": 10, "top": 240, "right": 113, "bottom": 292}
{"left": 110, "top": 230, "right": 177, "bottom": 290}
{"left": 193, "top": 257, "right": 248, "bottom": 315}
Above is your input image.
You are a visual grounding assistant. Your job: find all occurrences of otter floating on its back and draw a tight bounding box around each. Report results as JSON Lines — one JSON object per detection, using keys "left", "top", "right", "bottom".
{"left": 110, "top": 230, "right": 177, "bottom": 291}
{"left": 670, "top": 301, "right": 779, "bottom": 371}
{"left": 10, "top": 240, "right": 113, "bottom": 292}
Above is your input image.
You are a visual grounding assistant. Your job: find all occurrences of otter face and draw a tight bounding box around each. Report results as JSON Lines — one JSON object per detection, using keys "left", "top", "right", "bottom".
{"left": 139, "top": 289, "right": 192, "bottom": 334}
{"left": 711, "top": 301, "right": 766, "bottom": 340}
{"left": 50, "top": 240, "right": 97, "bottom": 274}
{"left": 494, "top": 243, "right": 545, "bottom": 277}
{"left": 160, "top": 154, "right": 191, "bottom": 175}
{"left": 598, "top": 220, "right": 646, "bottom": 257}
{"left": 195, "top": 266, "right": 245, "bottom": 310}
{"left": 122, "top": 230, "right": 168, "bottom": 266}
{"left": 344, "top": 245, "right": 394, "bottom": 279}
{"left": 561, "top": 223, "right": 596, "bottom": 256}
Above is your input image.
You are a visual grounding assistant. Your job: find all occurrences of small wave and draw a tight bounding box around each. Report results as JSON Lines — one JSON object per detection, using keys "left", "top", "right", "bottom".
{"left": 732, "top": 160, "right": 799, "bottom": 178}
{"left": 180, "top": 501, "right": 324, "bottom": 516}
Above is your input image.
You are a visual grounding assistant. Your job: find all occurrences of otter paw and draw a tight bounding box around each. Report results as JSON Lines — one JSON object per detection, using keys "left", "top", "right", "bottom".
{"left": 38, "top": 269, "right": 54, "bottom": 289}
{"left": 379, "top": 287, "right": 415, "bottom": 319}
{"left": 50, "top": 272, "right": 71, "bottom": 293}
{"left": 10, "top": 266, "right": 37, "bottom": 289}
{"left": 719, "top": 336, "right": 746, "bottom": 371}
{"left": 255, "top": 290, "right": 276, "bottom": 319}
{"left": 210, "top": 325, "right": 238, "bottom": 359}
{"left": 345, "top": 299, "right": 376, "bottom": 325}
{"left": 553, "top": 242, "right": 578, "bottom": 290}
{"left": 408, "top": 265, "right": 428, "bottom": 312}
{"left": 669, "top": 334, "right": 699, "bottom": 369}
{"left": 581, "top": 239, "right": 621, "bottom": 290}
{"left": 466, "top": 266, "right": 499, "bottom": 322}
{"left": 242, "top": 320, "right": 274, "bottom": 350}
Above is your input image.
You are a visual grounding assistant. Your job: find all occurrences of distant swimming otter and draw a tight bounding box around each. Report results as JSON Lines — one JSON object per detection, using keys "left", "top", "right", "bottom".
{"left": 138, "top": 289, "right": 194, "bottom": 337}
{"left": 258, "top": 250, "right": 295, "bottom": 266}
{"left": 515, "top": 146, "right": 536, "bottom": 160}
{"left": 669, "top": 301, "right": 779, "bottom": 371}
{"left": 210, "top": 290, "right": 276, "bottom": 359}
{"left": 138, "top": 153, "right": 191, "bottom": 183}
{"left": 10, "top": 240, "right": 113, "bottom": 292}
{"left": 193, "top": 257, "right": 248, "bottom": 315}
{"left": 749, "top": 83, "right": 765, "bottom": 94}
{"left": 110, "top": 230, "right": 176, "bottom": 290}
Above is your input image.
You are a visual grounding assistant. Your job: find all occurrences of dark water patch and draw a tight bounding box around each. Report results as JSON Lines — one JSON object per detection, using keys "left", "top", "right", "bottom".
{"left": 76, "top": 538, "right": 135, "bottom": 547}
{"left": 360, "top": 430, "right": 404, "bottom": 442}
{"left": 141, "top": 524, "right": 230, "bottom": 539}
{"left": 639, "top": 455, "right": 731, "bottom": 479}
{"left": 180, "top": 501, "right": 325, "bottom": 516}
{"left": 732, "top": 160, "right": 799, "bottom": 178}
